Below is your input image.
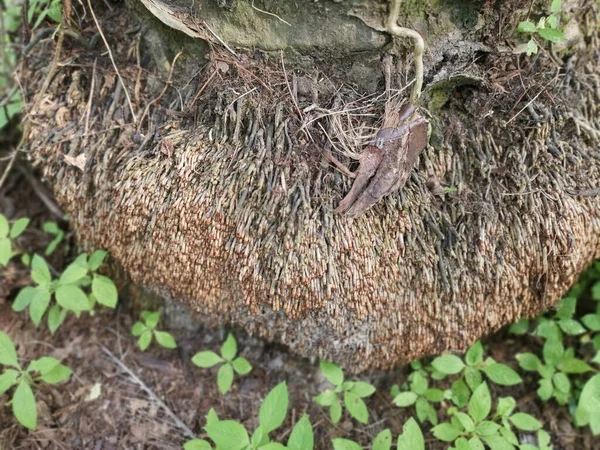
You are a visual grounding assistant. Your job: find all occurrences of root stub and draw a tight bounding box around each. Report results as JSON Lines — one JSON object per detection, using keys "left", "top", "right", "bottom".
{"left": 21, "top": 0, "right": 600, "bottom": 371}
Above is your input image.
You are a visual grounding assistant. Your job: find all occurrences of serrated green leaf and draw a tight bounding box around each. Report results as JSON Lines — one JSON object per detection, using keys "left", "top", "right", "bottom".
{"left": 469, "top": 382, "right": 491, "bottom": 423}
{"left": 0, "top": 331, "right": 19, "bottom": 368}
{"left": 221, "top": 334, "right": 237, "bottom": 360}
{"left": 92, "top": 275, "right": 118, "bottom": 308}
{"left": 431, "top": 354, "right": 465, "bottom": 375}
{"left": 217, "top": 363, "right": 234, "bottom": 395}
{"left": 482, "top": 363, "right": 522, "bottom": 386}
{"left": 205, "top": 420, "right": 249, "bottom": 450}
{"left": 287, "top": 414, "right": 314, "bottom": 450}
{"left": 259, "top": 381, "right": 288, "bottom": 432}
{"left": 320, "top": 360, "right": 344, "bottom": 386}
{"left": 397, "top": 417, "right": 424, "bottom": 450}
{"left": 154, "top": 331, "right": 177, "bottom": 349}
{"left": 9, "top": 218, "right": 29, "bottom": 238}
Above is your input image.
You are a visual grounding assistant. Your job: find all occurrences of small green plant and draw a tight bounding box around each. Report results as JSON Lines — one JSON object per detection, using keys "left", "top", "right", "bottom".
{"left": 12, "top": 251, "right": 118, "bottom": 333}
{"left": 432, "top": 382, "right": 550, "bottom": 449}
{"left": 184, "top": 381, "right": 314, "bottom": 450}
{"left": 43, "top": 221, "right": 65, "bottom": 256}
{"left": 0, "top": 215, "right": 29, "bottom": 266}
{"left": 191, "top": 333, "right": 252, "bottom": 394}
{"left": 27, "top": 0, "right": 62, "bottom": 29}
{"left": 517, "top": 0, "right": 565, "bottom": 55}
{"left": 313, "top": 360, "right": 376, "bottom": 424}
{"left": 332, "top": 429, "right": 392, "bottom": 450}
{"left": 131, "top": 311, "right": 177, "bottom": 351}
{"left": 0, "top": 331, "right": 72, "bottom": 430}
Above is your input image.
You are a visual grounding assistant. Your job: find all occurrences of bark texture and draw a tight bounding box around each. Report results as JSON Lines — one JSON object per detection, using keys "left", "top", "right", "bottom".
{"left": 22, "top": 0, "right": 600, "bottom": 371}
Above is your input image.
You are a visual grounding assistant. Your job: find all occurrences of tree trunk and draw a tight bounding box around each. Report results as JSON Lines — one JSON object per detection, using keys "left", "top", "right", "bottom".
{"left": 22, "top": 0, "right": 600, "bottom": 371}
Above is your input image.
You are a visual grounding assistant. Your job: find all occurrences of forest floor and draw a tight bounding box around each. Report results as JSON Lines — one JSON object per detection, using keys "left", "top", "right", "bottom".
{"left": 1, "top": 164, "right": 600, "bottom": 450}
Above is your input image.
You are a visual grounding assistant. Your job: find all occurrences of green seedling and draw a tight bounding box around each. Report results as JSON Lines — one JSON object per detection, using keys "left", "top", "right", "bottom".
{"left": 0, "top": 215, "right": 29, "bottom": 266}
{"left": 517, "top": 0, "right": 565, "bottom": 55}
{"left": 131, "top": 311, "right": 177, "bottom": 351}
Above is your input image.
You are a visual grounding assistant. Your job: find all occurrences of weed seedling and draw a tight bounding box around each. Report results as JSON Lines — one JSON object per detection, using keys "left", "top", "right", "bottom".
{"left": 131, "top": 311, "right": 177, "bottom": 351}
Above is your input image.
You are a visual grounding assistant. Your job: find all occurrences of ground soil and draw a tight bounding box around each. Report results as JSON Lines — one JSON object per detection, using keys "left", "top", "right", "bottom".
{"left": 1, "top": 168, "right": 599, "bottom": 450}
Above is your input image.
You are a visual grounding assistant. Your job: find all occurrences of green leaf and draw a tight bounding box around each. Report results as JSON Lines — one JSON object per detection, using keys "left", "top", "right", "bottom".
{"left": 154, "top": 331, "right": 177, "bottom": 349}
{"left": 555, "top": 296, "right": 576, "bottom": 320}
{"left": 28, "top": 356, "right": 60, "bottom": 375}
{"left": 546, "top": 14, "right": 559, "bottom": 29}
{"left": 582, "top": 314, "right": 600, "bottom": 331}
{"left": 465, "top": 366, "right": 483, "bottom": 391}
{"left": 468, "top": 436, "right": 485, "bottom": 450}
{"left": 496, "top": 397, "right": 516, "bottom": 417}
{"left": 517, "top": 21, "right": 537, "bottom": 33}
{"left": 537, "top": 379, "right": 554, "bottom": 401}
{"left": 13, "top": 286, "right": 37, "bottom": 312}
{"left": 205, "top": 420, "right": 250, "bottom": 450}
{"left": 287, "top": 414, "right": 314, "bottom": 450}
{"left": 393, "top": 391, "right": 418, "bottom": 407}
{"left": 350, "top": 381, "right": 376, "bottom": 398}
{"left": 0, "top": 215, "right": 9, "bottom": 238}
{"left": 0, "top": 369, "right": 19, "bottom": 394}
{"left": 259, "top": 443, "right": 286, "bottom": 450}
{"left": 31, "top": 255, "right": 52, "bottom": 286}
{"left": 92, "top": 275, "right": 118, "bottom": 308}
{"left": 29, "top": 287, "right": 51, "bottom": 326}
{"left": 538, "top": 27, "right": 565, "bottom": 42}
{"left": 432, "top": 422, "right": 462, "bottom": 442}
{"left": 410, "top": 371, "right": 428, "bottom": 395}
{"left": 251, "top": 425, "right": 266, "bottom": 447}
{"left": 206, "top": 408, "right": 219, "bottom": 426}
{"left": 88, "top": 250, "right": 108, "bottom": 271}
{"left": 55, "top": 285, "right": 90, "bottom": 312}
{"left": 552, "top": 372, "right": 570, "bottom": 393}
{"left": 0, "top": 238, "right": 11, "bottom": 266}
{"left": 142, "top": 311, "right": 160, "bottom": 329}
{"left": 41, "top": 364, "right": 72, "bottom": 384}
{"left": 330, "top": 397, "right": 342, "bottom": 423}
{"left": 482, "top": 434, "right": 515, "bottom": 450}
{"left": 431, "top": 354, "right": 465, "bottom": 375}
{"left": 192, "top": 351, "right": 224, "bottom": 368}
{"left": 259, "top": 381, "right": 289, "bottom": 433}
{"left": 509, "top": 413, "right": 542, "bottom": 431}
{"left": 526, "top": 39, "right": 538, "bottom": 56}
{"left": 516, "top": 353, "right": 541, "bottom": 372}
{"left": 508, "top": 318, "right": 529, "bottom": 336}
{"left": 475, "top": 420, "right": 499, "bottom": 437}
{"left": 221, "top": 334, "right": 237, "bottom": 360}
{"left": 550, "top": 0, "right": 562, "bottom": 14}
{"left": 232, "top": 357, "right": 252, "bottom": 375}
{"left": 9, "top": 218, "right": 30, "bottom": 238}
{"left": 13, "top": 380, "right": 37, "bottom": 429}
{"left": 131, "top": 322, "right": 146, "bottom": 337}
{"left": 543, "top": 338, "right": 564, "bottom": 366}
{"left": 183, "top": 439, "right": 212, "bottom": 450}
{"left": 314, "top": 389, "right": 337, "bottom": 406}
{"left": 138, "top": 331, "right": 152, "bottom": 351}
{"left": 397, "top": 418, "right": 424, "bottom": 450}
{"left": 451, "top": 378, "right": 470, "bottom": 408}
{"left": 320, "top": 360, "right": 344, "bottom": 386}
{"left": 469, "top": 382, "right": 491, "bottom": 423}
{"left": 217, "top": 363, "right": 234, "bottom": 395}
{"left": 332, "top": 439, "right": 362, "bottom": 450}
{"left": 47, "top": 305, "right": 67, "bottom": 334}
{"left": 59, "top": 261, "right": 88, "bottom": 285}
{"left": 558, "top": 319, "right": 586, "bottom": 335}
{"left": 372, "top": 428, "right": 391, "bottom": 450}
{"left": 0, "top": 331, "right": 19, "bottom": 368}
{"left": 558, "top": 357, "right": 593, "bottom": 374}
{"left": 344, "top": 391, "right": 369, "bottom": 423}
{"left": 482, "top": 363, "right": 522, "bottom": 386}
{"left": 455, "top": 412, "right": 475, "bottom": 432}
{"left": 466, "top": 341, "right": 484, "bottom": 366}
{"left": 424, "top": 388, "right": 444, "bottom": 402}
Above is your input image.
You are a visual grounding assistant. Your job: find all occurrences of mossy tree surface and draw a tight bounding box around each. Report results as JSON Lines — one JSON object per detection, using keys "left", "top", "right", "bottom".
{"left": 22, "top": 0, "right": 600, "bottom": 371}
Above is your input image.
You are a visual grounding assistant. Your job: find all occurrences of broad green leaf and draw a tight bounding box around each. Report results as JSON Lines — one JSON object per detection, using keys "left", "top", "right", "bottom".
{"left": 582, "top": 314, "right": 600, "bottom": 331}
{"left": 509, "top": 413, "right": 541, "bottom": 431}
{"left": 555, "top": 296, "right": 576, "bottom": 320}
{"left": 13, "top": 381, "right": 37, "bottom": 429}
{"left": 0, "top": 331, "right": 19, "bottom": 368}
{"left": 468, "top": 382, "right": 491, "bottom": 423}
{"left": 183, "top": 439, "right": 212, "bottom": 450}
{"left": 287, "top": 414, "right": 314, "bottom": 450}
{"left": 55, "top": 285, "right": 90, "bottom": 312}
{"left": 468, "top": 436, "right": 485, "bottom": 450}
{"left": 557, "top": 357, "right": 593, "bottom": 374}
{"left": 465, "top": 341, "right": 484, "bottom": 366}
{"left": 0, "top": 215, "right": 9, "bottom": 238}
{"left": 455, "top": 412, "right": 475, "bottom": 432}
{"left": 330, "top": 397, "right": 342, "bottom": 423}
{"left": 424, "top": 388, "right": 444, "bottom": 402}
{"left": 558, "top": 319, "right": 586, "bottom": 335}
{"left": 415, "top": 397, "right": 433, "bottom": 424}
{"left": 154, "top": 331, "right": 177, "bottom": 349}
{"left": 31, "top": 254, "right": 52, "bottom": 286}
{"left": 217, "top": 363, "right": 234, "bottom": 394}
{"left": 454, "top": 437, "right": 470, "bottom": 450}
{"left": 88, "top": 250, "right": 108, "bottom": 271}
{"left": 517, "top": 21, "right": 537, "bottom": 33}
{"left": 350, "top": 381, "right": 376, "bottom": 398}
{"left": 516, "top": 353, "right": 541, "bottom": 372}
{"left": 482, "top": 363, "right": 522, "bottom": 385}
{"left": 496, "top": 397, "right": 516, "bottom": 417}
{"left": 131, "top": 322, "right": 146, "bottom": 337}
{"left": 538, "top": 27, "right": 565, "bottom": 42}
{"left": 475, "top": 420, "right": 499, "bottom": 436}
{"left": 192, "top": 350, "right": 223, "bottom": 368}
{"left": 28, "top": 357, "right": 60, "bottom": 375}
{"left": 9, "top": 218, "right": 29, "bottom": 238}
{"left": 206, "top": 408, "right": 219, "bottom": 426}
{"left": 142, "top": 311, "right": 160, "bottom": 329}
{"left": 575, "top": 374, "right": 600, "bottom": 427}
{"left": 29, "top": 287, "right": 51, "bottom": 326}
{"left": 431, "top": 354, "right": 465, "bottom": 375}
{"left": 393, "top": 391, "right": 418, "bottom": 407}
{"left": 41, "top": 364, "right": 72, "bottom": 384}
{"left": 259, "top": 381, "right": 289, "bottom": 433}
{"left": 508, "top": 318, "right": 529, "bottom": 336}
{"left": 12, "top": 286, "right": 37, "bottom": 312}
{"left": 482, "top": 434, "right": 515, "bottom": 450}
{"left": 48, "top": 305, "right": 67, "bottom": 334}
{"left": 259, "top": 443, "right": 286, "bottom": 450}
{"left": 314, "top": 389, "right": 337, "bottom": 406}
{"left": 552, "top": 372, "right": 570, "bottom": 393}
{"left": 397, "top": 418, "right": 424, "bottom": 450}
{"left": 344, "top": 391, "right": 368, "bottom": 424}
{"left": 232, "top": 357, "right": 252, "bottom": 375}
{"left": 372, "top": 428, "right": 391, "bottom": 450}
{"left": 451, "top": 378, "right": 470, "bottom": 408}
{"left": 0, "top": 238, "right": 11, "bottom": 266}
{"left": 138, "top": 331, "right": 152, "bottom": 351}
{"left": 221, "top": 334, "right": 237, "bottom": 360}
{"left": 251, "top": 425, "right": 265, "bottom": 447}
{"left": 543, "top": 338, "right": 564, "bottom": 366}
{"left": 410, "top": 372, "right": 428, "bottom": 395}
{"left": 331, "top": 438, "right": 362, "bottom": 450}
{"left": 320, "top": 360, "right": 344, "bottom": 386}
{"left": 551, "top": 0, "right": 562, "bottom": 14}
{"left": 59, "top": 261, "right": 88, "bottom": 285}
{"left": 431, "top": 422, "right": 461, "bottom": 442}
{"left": 205, "top": 420, "right": 250, "bottom": 450}
{"left": 92, "top": 275, "right": 118, "bottom": 308}
{"left": 465, "top": 366, "right": 483, "bottom": 391}
{"left": 0, "top": 369, "right": 19, "bottom": 394}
